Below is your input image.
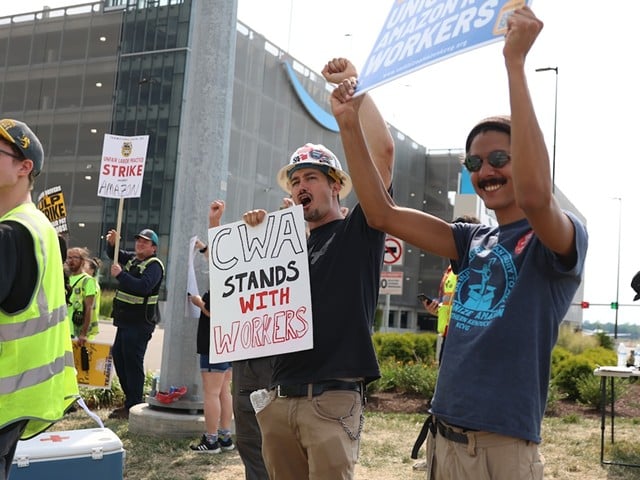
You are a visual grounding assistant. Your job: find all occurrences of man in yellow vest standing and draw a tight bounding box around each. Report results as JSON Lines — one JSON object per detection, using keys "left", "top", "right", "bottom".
{"left": 0, "top": 118, "right": 79, "bottom": 479}
{"left": 65, "top": 246, "right": 100, "bottom": 345}
{"left": 105, "top": 227, "right": 164, "bottom": 419}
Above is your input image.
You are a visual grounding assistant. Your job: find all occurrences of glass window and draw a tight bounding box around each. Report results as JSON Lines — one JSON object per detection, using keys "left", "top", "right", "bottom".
{"left": 56, "top": 75, "right": 83, "bottom": 109}
{"left": 88, "top": 24, "right": 121, "bottom": 58}
{"left": 2, "top": 81, "right": 25, "bottom": 112}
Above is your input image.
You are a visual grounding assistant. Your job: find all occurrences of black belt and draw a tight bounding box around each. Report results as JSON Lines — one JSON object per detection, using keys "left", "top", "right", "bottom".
{"left": 274, "top": 380, "right": 362, "bottom": 398}
{"left": 436, "top": 419, "right": 472, "bottom": 445}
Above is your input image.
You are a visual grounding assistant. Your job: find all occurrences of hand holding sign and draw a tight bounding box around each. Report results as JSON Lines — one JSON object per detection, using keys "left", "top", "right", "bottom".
{"left": 502, "top": 5, "right": 543, "bottom": 66}
{"left": 357, "top": 0, "right": 533, "bottom": 94}
{"left": 207, "top": 205, "right": 313, "bottom": 363}
{"left": 321, "top": 58, "right": 358, "bottom": 85}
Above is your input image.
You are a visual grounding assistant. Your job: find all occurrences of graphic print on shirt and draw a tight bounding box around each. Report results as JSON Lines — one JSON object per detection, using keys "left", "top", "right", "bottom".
{"left": 309, "top": 232, "right": 336, "bottom": 265}
{"left": 451, "top": 243, "right": 518, "bottom": 331}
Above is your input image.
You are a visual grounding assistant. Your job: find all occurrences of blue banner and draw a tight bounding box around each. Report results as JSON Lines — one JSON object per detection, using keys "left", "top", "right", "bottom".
{"left": 358, "top": 0, "right": 532, "bottom": 93}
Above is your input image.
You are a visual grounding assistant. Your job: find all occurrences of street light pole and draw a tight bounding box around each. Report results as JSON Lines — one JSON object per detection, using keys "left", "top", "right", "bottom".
{"left": 614, "top": 197, "right": 622, "bottom": 339}
{"left": 535, "top": 66, "right": 558, "bottom": 193}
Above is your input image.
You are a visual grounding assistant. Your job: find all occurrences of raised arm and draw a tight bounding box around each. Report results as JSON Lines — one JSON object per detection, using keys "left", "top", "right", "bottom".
{"left": 329, "top": 71, "right": 457, "bottom": 259}
{"left": 208, "top": 200, "right": 225, "bottom": 228}
{"left": 322, "top": 58, "right": 394, "bottom": 189}
{"left": 505, "top": 7, "right": 576, "bottom": 262}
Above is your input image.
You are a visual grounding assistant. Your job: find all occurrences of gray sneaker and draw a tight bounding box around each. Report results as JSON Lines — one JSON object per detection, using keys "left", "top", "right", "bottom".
{"left": 413, "top": 460, "right": 428, "bottom": 471}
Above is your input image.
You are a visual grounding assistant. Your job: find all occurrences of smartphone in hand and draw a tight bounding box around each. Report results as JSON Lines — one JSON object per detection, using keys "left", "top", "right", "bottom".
{"left": 417, "top": 293, "right": 433, "bottom": 305}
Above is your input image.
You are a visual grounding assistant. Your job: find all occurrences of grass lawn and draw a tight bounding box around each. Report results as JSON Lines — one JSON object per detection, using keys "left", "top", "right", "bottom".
{"left": 42, "top": 409, "right": 640, "bottom": 480}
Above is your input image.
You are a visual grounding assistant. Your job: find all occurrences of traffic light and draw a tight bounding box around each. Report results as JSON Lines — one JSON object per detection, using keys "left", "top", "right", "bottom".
{"left": 581, "top": 301, "right": 590, "bottom": 309}
{"left": 611, "top": 302, "right": 619, "bottom": 310}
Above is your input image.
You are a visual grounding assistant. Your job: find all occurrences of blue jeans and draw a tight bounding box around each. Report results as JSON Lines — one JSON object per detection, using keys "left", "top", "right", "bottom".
{"left": 199, "top": 354, "right": 231, "bottom": 372}
{"left": 112, "top": 323, "right": 155, "bottom": 409}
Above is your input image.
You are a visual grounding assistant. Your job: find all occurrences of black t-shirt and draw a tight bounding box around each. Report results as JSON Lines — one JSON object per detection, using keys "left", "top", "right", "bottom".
{"left": 0, "top": 221, "right": 38, "bottom": 313}
{"left": 196, "top": 290, "right": 211, "bottom": 354}
{"left": 271, "top": 203, "right": 385, "bottom": 386}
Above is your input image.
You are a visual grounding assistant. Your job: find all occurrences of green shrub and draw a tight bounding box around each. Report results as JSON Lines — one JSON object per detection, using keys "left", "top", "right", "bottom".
{"left": 554, "top": 347, "right": 616, "bottom": 401}
{"left": 595, "top": 331, "right": 614, "bottom": 350}
{"left": 78, "top": 370, "right": 155, "bottom": 409}
{"left": 393, "top": 362, "right": 438, "bottom": 396}
{"left": 545, "top": 379, "right": 568, "bottom": 416}
{"left": 580, "top": 346, "right": 617, "bottom": 367}
{"left": 413, "top": 334, "right": 437, "bottom": 364}
{"left": 577, "top": 374, "right": 628, "bottom": 410}
{"left": 551, "top": 346, "right": 572, "bottom": 379}
{"left": 372, "top": 332, "right": 437, "bottom": 364}
{"left": 79, "top": 375, "right": 124, "bottom": 409}
{"left": 373, "top": 332, "right": 415, "bottom": 362}
{"left": 373, "top": 308, "right": 383, "bottom": 332}
{"left": 369, "top": 358, "right": 437, "bottom": 398}
{"left": 556, "top": 324, "right": 599, "bottom": 354}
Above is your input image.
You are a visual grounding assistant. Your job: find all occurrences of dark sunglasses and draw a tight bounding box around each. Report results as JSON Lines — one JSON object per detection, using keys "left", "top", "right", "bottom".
{"left": 464, "top": 150, "right": 511, "bottom": 172}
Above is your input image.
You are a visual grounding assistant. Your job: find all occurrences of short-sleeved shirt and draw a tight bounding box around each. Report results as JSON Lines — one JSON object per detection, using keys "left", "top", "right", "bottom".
{"left": 271, "top": 202, "right": 386, "bottom": 386}
{"left": 431, "top": 211, "right": 588, "bottom": 443}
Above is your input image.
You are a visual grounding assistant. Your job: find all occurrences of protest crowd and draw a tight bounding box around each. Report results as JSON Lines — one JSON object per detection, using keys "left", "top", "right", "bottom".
{"left": 1, "top": 5, "right": 594, "bottom": 480}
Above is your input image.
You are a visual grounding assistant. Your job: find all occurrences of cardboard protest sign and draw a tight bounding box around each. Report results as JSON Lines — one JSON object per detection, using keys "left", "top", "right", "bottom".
{"left": 97, "top": 134, "right": 149, "bottom": 199}
{"left": 207, "top": 206, "right": 312, "bottom": 362}
{"left": 357, "top": 0, "right": 532, "bottom": 93}
{"left": 36, "top": 185, "right": 68, "bottom": 234}
{"left": 72, "top": 341, "right": 114, "bottom": 389}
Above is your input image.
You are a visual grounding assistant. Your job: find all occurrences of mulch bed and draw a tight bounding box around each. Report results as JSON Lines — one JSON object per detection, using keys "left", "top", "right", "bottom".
{"left": 366, "top": 382, "right": 640, "bottom": 417}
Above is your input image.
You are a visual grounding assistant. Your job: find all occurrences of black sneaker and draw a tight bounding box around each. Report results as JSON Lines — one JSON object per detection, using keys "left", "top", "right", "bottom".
{"left": 190, "top": 435, "right": 221, "bottom": 453}
{"left": 218, "top": 436, "right": 235, "bottom": 451}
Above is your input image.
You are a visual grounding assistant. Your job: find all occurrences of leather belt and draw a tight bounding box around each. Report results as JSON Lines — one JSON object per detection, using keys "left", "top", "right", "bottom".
{"left": 436, "top": 419, "right": 471, "bottom": 445}
{"left": 274, "top": 380, "right": 362, "bottom": 398}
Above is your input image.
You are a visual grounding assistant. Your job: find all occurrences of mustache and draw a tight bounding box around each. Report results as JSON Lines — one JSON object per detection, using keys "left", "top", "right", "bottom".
{"left": 477, "top": 177, "right": 506, "bottom": 189}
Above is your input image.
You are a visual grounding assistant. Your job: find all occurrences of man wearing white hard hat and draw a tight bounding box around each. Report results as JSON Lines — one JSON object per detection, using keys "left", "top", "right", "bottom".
{"left": 243, "top": 57, "right": 394, "bottom": 480}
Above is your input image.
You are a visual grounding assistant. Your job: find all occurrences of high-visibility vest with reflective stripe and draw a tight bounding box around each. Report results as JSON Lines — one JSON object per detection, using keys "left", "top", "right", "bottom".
{"left": 67, "top": 273, "right": 100, "bottom": 339}
{"left": 437, "top": 266, "right": 457, "bottom": 336}
{"left": 0, "top": 203, "right": 79, "bottom": 439}
{"left": 113, "top": 256, "right": 164, "bottom": 324}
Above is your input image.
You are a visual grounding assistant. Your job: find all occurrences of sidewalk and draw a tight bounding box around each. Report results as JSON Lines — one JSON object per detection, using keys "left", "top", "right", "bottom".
{"left": 93, "top": 319, "right": 164, "bottom": 373}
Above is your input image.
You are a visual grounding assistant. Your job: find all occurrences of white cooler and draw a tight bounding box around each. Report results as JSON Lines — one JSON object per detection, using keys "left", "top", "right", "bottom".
{"left": 10, "top": 427, "right": 124, "bottom": 480}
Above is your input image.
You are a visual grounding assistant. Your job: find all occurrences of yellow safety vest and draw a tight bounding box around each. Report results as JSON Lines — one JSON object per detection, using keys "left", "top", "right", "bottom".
{"left": 437, "top": 266, "right": 457, "bottom": 336}
{"left": 67, "top": 272, "right": 100, "bottom": 339}
{"left": 114, "top": 256, "right": 163, "bottom": 306}
{"left": 0, "top": 203, "right": 79, "bottom": 439}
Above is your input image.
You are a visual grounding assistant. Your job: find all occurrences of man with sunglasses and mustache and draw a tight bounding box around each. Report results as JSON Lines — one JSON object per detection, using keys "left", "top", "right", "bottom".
{"left": 330, "top": 7, "right": 588, "bottom": 480}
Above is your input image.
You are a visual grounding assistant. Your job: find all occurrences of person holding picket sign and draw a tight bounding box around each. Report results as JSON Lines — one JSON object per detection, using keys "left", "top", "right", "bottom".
{"left": 242, "top": 57, "right": 394, "bottom": 480}
{"left": 329, "top": 7, "right": 588, "bottom": 480}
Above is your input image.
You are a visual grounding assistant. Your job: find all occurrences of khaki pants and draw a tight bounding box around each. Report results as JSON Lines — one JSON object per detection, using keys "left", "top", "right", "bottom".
{"left": 432, "top": 421, "right": 544, "bottom": 480}
{"left": 256, "top": 389, "right": 363, "bottom": 480}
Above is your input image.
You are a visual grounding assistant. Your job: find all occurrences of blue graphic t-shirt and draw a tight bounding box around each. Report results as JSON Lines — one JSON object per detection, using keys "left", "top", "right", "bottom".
{"left": 430, "top": 211, "right": 588, "bottom": 443}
